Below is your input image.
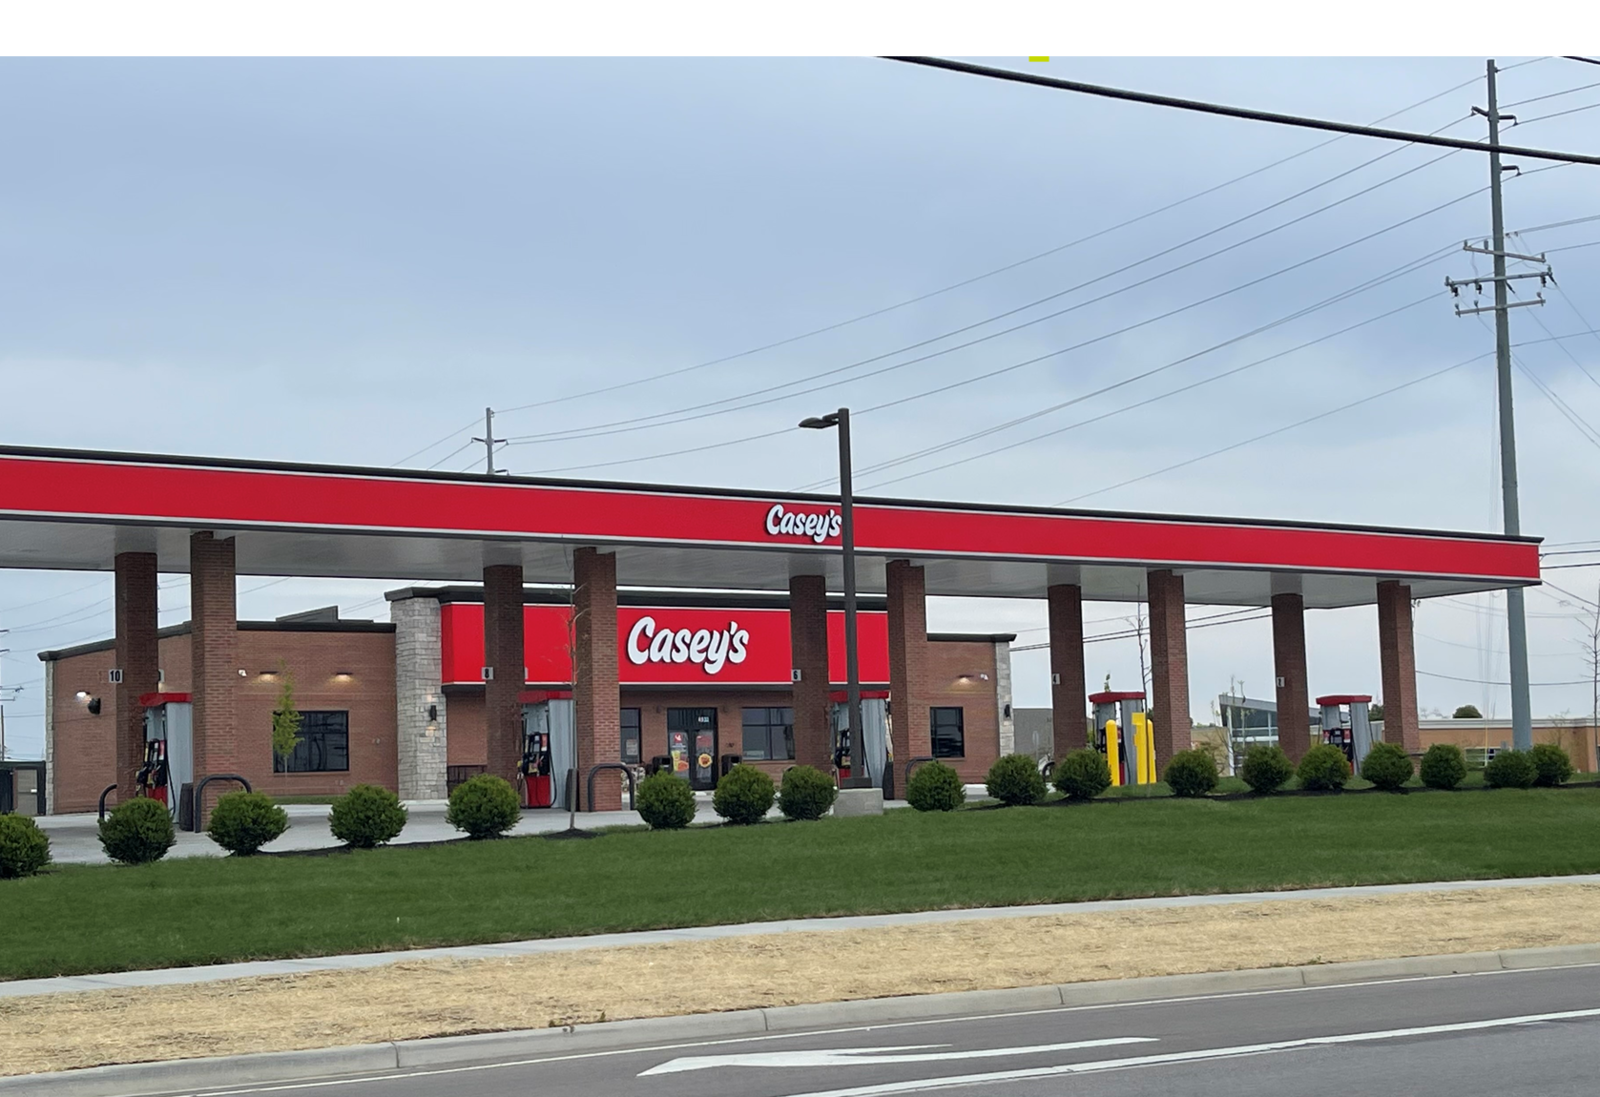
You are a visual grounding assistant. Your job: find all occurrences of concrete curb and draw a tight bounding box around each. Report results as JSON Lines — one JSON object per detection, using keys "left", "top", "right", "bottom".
{"left": 8, "top": 942, "right": 1600, "bottom": 1097}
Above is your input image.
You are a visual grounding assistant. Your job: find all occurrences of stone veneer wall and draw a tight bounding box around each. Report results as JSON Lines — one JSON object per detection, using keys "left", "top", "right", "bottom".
{"left": 392, "top": 595, "right": 448, "bottom": 799}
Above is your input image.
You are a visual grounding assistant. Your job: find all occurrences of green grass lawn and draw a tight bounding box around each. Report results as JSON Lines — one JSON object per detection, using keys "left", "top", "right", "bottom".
{"left": 5, "top": 787, "right": 1598, "bottom": 981}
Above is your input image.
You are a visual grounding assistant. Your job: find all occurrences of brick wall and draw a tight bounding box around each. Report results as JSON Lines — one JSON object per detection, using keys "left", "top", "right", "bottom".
{"left": 1147, "top": 569, "right": 1190, "bottom": 772}
{"left": 47, "top": 646, "right": 120, "bottom": 814}
{"left": 1377, "top": 580, "right": 1421, "bottom": 752}
{"left": 444, "top": 690, "right": 486, "bottom": 765}
{"left": 924, "top": 639, "right": 1001, "bottom": 784}
{"left": 787, "top": 575, "right": 831, "bottom": 770}
{"left": 1047, "top": 583, "right": 1088, "bottom": 757}
{"left": 1271, "top": 592, "right": 1313, "bottom": 762}
{"left": 113, "top": 552, "right": 159, "bottom": 795}
{"left": 886, "top": 560, "right": 931, "bottom": 773}
{"left": 573, "top": 549, "right": 622, "bottom": 809}
{"left": 482, "top": 565, "right": 525, "bottom": 786}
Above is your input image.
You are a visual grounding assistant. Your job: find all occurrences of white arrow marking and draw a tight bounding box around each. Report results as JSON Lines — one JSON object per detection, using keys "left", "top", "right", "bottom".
{"left": 742, "top": 1006, "right": 1600, "bottom": 1097}
{"left": 638, "top": 1036, "right": 1156, "bottom": 1075}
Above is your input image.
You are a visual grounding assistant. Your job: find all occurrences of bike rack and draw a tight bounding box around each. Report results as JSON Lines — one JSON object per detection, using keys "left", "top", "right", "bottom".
{"left": 904, "top": 756, "right": 936, "bottom": 787}
{"left": 190, "top": 774, "right": 252, "bottom": 831}
{"left": 585, "top": 763, "right": 636, "bottom": 812}
{"left": 97, "top": 784, "right": 117, "bottom": 821}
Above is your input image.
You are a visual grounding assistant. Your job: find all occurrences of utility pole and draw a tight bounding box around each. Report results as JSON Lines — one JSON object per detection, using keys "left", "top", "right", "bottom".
{"left": 1445, "top": 59, "right": 1551, "bottom": 753}
{"left": 471, "top": 407, "right": 507, "bottom": 476}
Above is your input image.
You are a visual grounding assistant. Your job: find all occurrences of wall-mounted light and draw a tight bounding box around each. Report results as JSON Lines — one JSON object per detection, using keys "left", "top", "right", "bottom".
{"left": 258, "top": 670, "right": 277, "bottom": 680}
{"left": 75, "top": 690, "right": 91, "bottom": 702}
{"left": 333, "top": 671, "right": 353, "bottom": 681}
{"left": 427, "top": 704, "right": 438, "bottom": 722}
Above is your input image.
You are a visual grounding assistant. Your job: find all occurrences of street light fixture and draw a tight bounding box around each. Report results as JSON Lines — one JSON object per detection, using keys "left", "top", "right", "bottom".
{"left": 799, "top": 408, "right": 868, "bottom": 789}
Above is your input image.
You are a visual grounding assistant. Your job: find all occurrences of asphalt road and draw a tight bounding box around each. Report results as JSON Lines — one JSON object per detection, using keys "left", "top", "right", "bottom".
{"left": 148, "top": 962, "right": 1600, "bottom": 1097}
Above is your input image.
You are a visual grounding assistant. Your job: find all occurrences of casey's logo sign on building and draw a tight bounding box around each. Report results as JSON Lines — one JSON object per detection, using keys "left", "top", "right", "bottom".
{"left": 625, "top": 616, "right": 749, "bottom": 675}
{"left": 764, "top": 503, "right": 842, "bottom": 544}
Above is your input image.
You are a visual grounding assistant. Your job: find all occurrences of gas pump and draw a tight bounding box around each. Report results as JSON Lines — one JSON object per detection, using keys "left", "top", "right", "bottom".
{"left": 518, "top": 709, "right": 554, "bottom": 809}
{"left": 1088, "top": 690, "right": 1156, "bottom": 787}
{"left": 520, "top": 691, "right": 574, "bottom": 809}
{"left": 1316, "top": 695, "right": 1376, "bottom": 767}
{"left": 140, "top": 693, "right": 193, "bottom": 818}
{"left": 830, "top": 691, "right": 890, "bottom": 788}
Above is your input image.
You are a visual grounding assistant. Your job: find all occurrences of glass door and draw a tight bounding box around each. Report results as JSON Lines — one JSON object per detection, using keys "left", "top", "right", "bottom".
{"left": 668, "top": 707, "right": 719, "bottom": 790}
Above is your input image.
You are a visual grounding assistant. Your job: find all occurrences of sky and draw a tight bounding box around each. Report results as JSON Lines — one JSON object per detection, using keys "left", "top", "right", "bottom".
{"left": 2, "top": 56, "right": 1598, "bottom": 759}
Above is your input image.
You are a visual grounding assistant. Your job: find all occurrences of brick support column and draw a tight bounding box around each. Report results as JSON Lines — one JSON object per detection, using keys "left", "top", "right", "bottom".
{"left": 190, "top": 533, "right": 238, "bottom": 825}
{"left": 886, "top": 560, "right": 931, "bottom": 778}
{"left": 788, "top": 574, "right": 831, "bottom": 770}
{"left": 573, "top": 548, "right": 621, "bottom": 810}
{"left": 1047, "top": 584, "right": 1088, "bottom": 759}
{"left": 482, "top": 564, "right": 525, "bottom": 787}
{"left": 1272, "top": 592, "right": 1313, "bottom": 763}
{"left": 1146, "top": 569, "right": 1190, "bottom": 773}
{"left": 113, "top": 551, "right": 160, "bottom": 802}
{"left": 1377, "top": 580, "right": 1421, "bottom": 752}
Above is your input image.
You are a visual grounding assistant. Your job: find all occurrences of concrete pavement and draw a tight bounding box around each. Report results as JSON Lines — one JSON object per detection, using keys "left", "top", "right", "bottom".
{"left": 10, "top": 949, "right": 1600, "bottom": 1096}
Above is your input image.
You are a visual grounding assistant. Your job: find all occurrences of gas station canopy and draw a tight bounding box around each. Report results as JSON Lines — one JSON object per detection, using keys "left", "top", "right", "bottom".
{"left": 0, "top": 446, "right": 1540, "bottom": 608}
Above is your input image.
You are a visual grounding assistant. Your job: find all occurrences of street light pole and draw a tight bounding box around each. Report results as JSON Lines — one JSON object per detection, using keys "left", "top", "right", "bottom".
{"left": 800, "top": 408, "right": 867, "bottom": 788}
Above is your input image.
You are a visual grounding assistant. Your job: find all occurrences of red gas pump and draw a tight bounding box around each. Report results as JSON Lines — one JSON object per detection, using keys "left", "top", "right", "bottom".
{"left": 833, "top": 726, "right": 852, "bottom": 783}
{"left": 519, "top": 726, "right": 554, "bottom": 809}
{"left": 135, "top": 739, "right": 170, "bottom": 805}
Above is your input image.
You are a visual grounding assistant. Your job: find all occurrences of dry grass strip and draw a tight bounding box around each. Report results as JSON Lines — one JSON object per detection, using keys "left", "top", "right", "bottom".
{"left": 6, "top": 883, "right": 1600, "bottom": 1077}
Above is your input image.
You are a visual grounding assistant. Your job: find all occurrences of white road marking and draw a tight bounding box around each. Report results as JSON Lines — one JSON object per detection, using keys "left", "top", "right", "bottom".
{"left": 180, "top": 964, "right": 1600, "bottom": 1097}
{"left": 765, "top": 1006, "right": 1600, "bottom": 1097}
{"left": 639, "top": 1037, "right": 1156, "bottom": 1075}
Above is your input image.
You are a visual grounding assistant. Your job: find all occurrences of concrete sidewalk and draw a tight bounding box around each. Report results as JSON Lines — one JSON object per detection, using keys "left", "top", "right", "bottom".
{"left": 6, "top": 872, "right": 1597, "bottom": 1000}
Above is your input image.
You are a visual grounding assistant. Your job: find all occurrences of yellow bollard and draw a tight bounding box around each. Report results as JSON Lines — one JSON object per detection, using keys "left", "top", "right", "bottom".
{"left": 1105, "top": 718, "right": 1122, "bottom": 787}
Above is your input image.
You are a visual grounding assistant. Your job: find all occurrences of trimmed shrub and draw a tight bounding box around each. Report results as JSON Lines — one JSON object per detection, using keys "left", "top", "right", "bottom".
{"left": 99, "top": 796, "right": 176, "bottom": 865}
{"left": 1360, "top": 742, "right": 1415, "bottom": 792}
{"left": 906, "top": 760, "right": 966, "bottom": 812}
{"left": 206, "top": 791, "right": 288, "bottom": 855}
{"left": 1163, "top": 749, "right": 1219, "bottom": 798}
{"left": 637, "top": 771, "right": 697, "bottom": 830}
{"left": 985, "top": 753, "right": 1046, "bottom": 806}
{"left": 445, "top": 774, "right": 521, "bottom": 839}
{"left": 1239, "top": 745, "right": 1294, "bottom": 795}
{"left": 778, "top": 765, "right": 838, "bottom": 821}
{"left": 1530, "top": 742, "right": 1576, "bottom": 787}
{"left": 329, "top": 784, "right": 408, "bottom": 848}
{"left": 1419, "top": 743, "right": 1468, "bottom": 790}
{"left": 1052, "top": 749, "right": 1113, "bottom": 801}
{"left": 1296, "top": 744, "right": 1351, "bottom": 792}
{"left": 1484, "top": 748, "right": 1537, "bottom": 790}
{"left": 713, "top": 764, "right": 776, "bottom": 825}
{"left": 0, "top": 814, "right": 51, "bottom": 879}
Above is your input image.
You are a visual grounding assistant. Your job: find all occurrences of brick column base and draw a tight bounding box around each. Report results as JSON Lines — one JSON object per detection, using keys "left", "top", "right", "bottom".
{"left": 483, "top": 564, "right": 525, "bottom": 787}
{"left": 114, "top": 552, "right": 160, "bottom": 800}
{"left": 190, "top": 533, "right": 238, "bottom": 826}
{"left": 1272, "top": 592, "right": 1312, "bottom": 763}
{"left": 886, "top": 560, "right": 931, "bottom": 783}
{"left": 1047, "top": 584, "right": 1088, "bottom": 759}
{"left": 1147, "top": 569, "right": 1190, "bottom": 773}
{"left": 1377, "top": 580, "right": 1421, "bottom": 752}
{"left": 788, "top": 575, "right": 831, "bottom": 770}
{"left": 573, "top": 548, "right": 621, "bottom": 810}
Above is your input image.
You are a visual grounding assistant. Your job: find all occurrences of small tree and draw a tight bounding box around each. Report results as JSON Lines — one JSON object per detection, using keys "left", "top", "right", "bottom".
{"left": 1368, "top": 702, "right": 1385, "bottom": 723}
{"left": 1452, "top": 704, "right": 1482, "bottom": 719}
{"left": 271, "top": 666, "right": 301, "bottom": 763}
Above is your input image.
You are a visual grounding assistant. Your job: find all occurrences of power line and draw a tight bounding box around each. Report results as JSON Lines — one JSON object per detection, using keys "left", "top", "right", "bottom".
{"left": 1562, "top": 57, "right": 1600, "bottom": 68}
{"left": 847, "top": 258, "right": 1449, "bottom": 492}
{"left": 1513, "top": 101, "right": 1600, "bottom": 127}
{"left": 535, "top": 183, "right": 1485, "bottom": 477}
{"left": 884, "top": 56, "right": 1600, "bottom": 168}
{"left": 1502, "top": 79, "right": 1600, "bottom": 109}
{"left": 393, "top": 416, "right": 482, "bottom": 467}
{"left": 1509, "top": 213, "right": 1600, "bottom": 235}
{"left": 1418, "top": 669, "right": 1591, "bottom": 687}
{"left": 481, "top": 74, "right": 1489, "bottom": 423}
{"left": 505, "top": 139, "right": 1472, "bottom": 449}
{"left": 1056, "top": 351, "right": 1491, "bottom": 505}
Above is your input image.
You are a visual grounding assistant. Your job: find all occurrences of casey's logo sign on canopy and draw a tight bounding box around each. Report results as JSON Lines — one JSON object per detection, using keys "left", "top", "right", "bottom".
{"left": 764, "top": 503, "right": 842, "bottom": 544}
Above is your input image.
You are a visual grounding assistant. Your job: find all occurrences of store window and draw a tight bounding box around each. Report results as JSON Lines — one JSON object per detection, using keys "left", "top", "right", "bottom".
{"left": 274, "top": 711, "right": 350, "bottom": 773}
{"left": 621, "top": 707, "right": 643, "bottom": 764}
{"left": 741, "top": 706, "right": 795, "bottom": 761}
{"left": 931, "top": 706, "right": 965, "bottom": 759}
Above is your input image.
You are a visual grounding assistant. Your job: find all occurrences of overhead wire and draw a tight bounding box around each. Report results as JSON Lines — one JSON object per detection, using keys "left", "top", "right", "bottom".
{"left": 504, "top": 137, "right": 1474, "bottom": 448}
{"left": 482, "top": 72, "right": 1490, "bottom": 423}
{"left": 1055, "top": 351, "right": 1493, "bottom": 505}
{"left": 1502, "top": 79, "right": 1600, "bottom": 109}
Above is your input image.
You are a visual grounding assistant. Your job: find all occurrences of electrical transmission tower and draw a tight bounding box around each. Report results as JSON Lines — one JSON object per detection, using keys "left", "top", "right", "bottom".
{"left": 1444, "top": 59, "right": 1555, "bottom": 753}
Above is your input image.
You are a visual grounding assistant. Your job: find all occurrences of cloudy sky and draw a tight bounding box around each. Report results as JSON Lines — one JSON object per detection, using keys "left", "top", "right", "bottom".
{"left": 2, "top": 56, "right": 1598, "bottom": 758}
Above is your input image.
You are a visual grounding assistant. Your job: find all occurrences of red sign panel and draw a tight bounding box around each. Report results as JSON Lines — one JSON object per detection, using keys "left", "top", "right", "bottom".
{"left": 440, "top": 603, "right": 891, "bottom": 687}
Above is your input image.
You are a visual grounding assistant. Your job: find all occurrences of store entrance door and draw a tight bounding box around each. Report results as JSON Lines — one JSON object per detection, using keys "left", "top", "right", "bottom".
{"left": 668, "top": 707, "right": 719, "bottom": 791}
